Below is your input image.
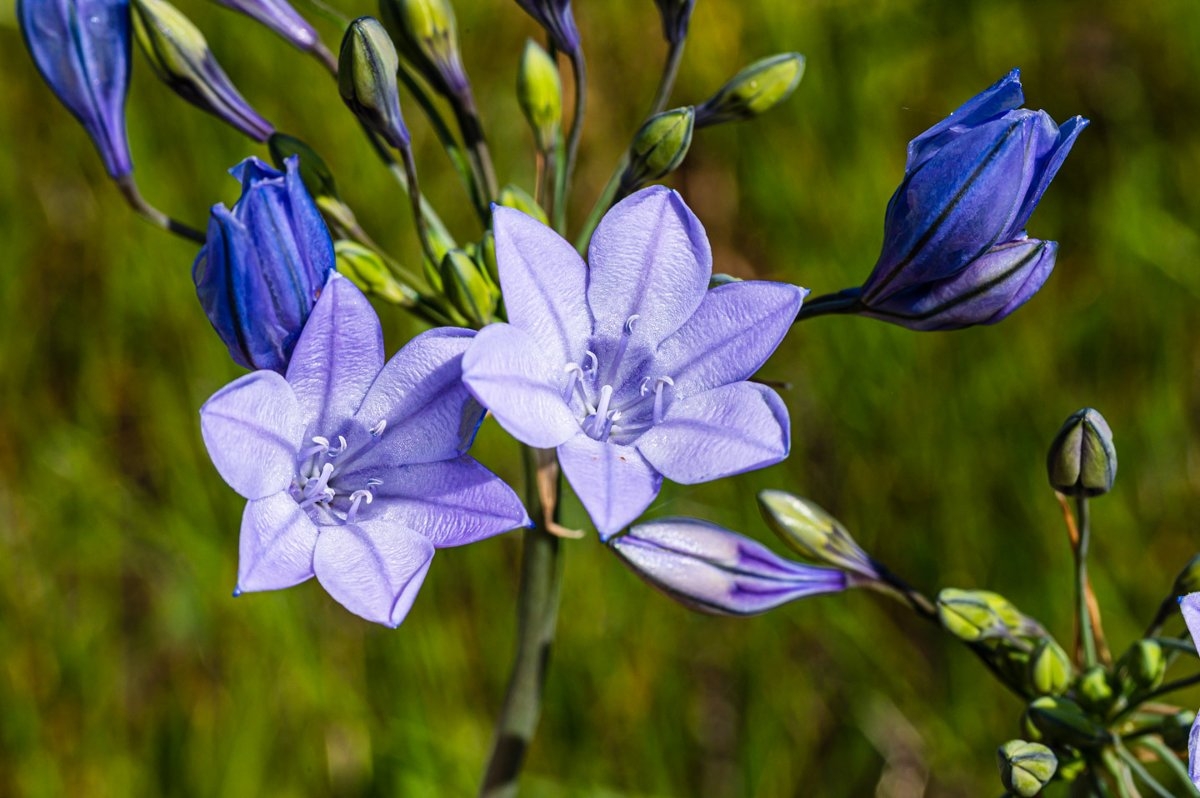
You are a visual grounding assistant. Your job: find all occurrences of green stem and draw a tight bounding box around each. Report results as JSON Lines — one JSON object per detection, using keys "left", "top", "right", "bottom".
{"left": 648, "top": 39, "right": 686, "bottom": 117}
{"left": 1136, "top": 737, "right": 1200, "bottom": 796}
{"left": 453, "top": 94, "right": 499, "bottom": 205}
{"left": 1077, "top": 495, "right": 1098, "bottom": 668}
{"left": 1115, "top": 739, "right": 1175, "bottom": 798}
{"left": 554, "top": 49, "right": 587, "bottom": 234}
{"left": 398, "top": 145, "right": 439, "bottom": 269}
{"left": 115, "top": 175, "right": 206, "bottom": 244}
{"left": 479, "top": 448, "right": 565, "bottom": 798}
{"left": 1133, "top": 671, "right": 1200, "bottom": 706}
{"left": 1102, "top": 748, "right": 1141, "bottom": 798}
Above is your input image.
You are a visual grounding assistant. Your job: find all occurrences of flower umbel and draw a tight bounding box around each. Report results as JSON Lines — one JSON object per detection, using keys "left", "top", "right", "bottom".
{"left": 200, "top": 274, "right": 529, "bottom": 627}
{"left": 462, "top": 187, "right": 805, "bottom": 539}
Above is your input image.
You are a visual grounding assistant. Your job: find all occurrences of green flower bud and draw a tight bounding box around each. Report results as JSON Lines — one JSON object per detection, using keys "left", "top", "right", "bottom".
{"left": 757, "top": 490, "right": 879, "bottom": 581}
{"left": 1076, "top": 666, "right": 1114, "bottom": 712}
{"left": 1028, "top": 638, "right": 1073, "bottom": 696}
{"left": 1116, "top": 639, "right": 1166, "bottom": 694}
{"left": 517, "top": 39, "right": 561, "bottom": 152}
{"left": 338, "top": 17, "right": 411, "bottom": 150}
{"left": 439, "top": 248, "right": 496, "bottom": 326}
{"left": 1047, "top": 408, "right": 1117, "bottom": 497}
{"left": 335, "top": 241, "right": 418, "bottom": 307}
{"left": 1024, "top": 696, "right": 1109, "bottom": 749}
{"left": 997, "top": 740, "right": 1058, "bottom": 797}
{"left": 695, "top": 53, "right": 806, "bottom": 129}
{"left": 131, "top": 0, "right": 273, "bottom": 141}
{"left": 378, "top": 0, "right": 469, "bottom": 100}
{"left": 619, "top": 107, "right": 694, "bottom": 193}
{"left": 498, "top": 184, "right": 549, "bottom": 226}
{"left": 937, "top": 588, "right": 1034, "bottom": 642}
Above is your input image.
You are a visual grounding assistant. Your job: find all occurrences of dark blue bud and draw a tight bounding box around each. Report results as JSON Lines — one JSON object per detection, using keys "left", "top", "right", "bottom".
{"left": 861, "top": 69, "right": 1086, "bottom": 318}
{"left": 513, "top": 0, "right": 579, "bottom": 55}
{"left": 19, "top": 0, "right": 134, "bottom": 177}
{"left": 193, "top": 156, "right": 334, "bottom": 372}
{"left": 211, "top": 0, "right": 320, "bottom": 53}
{"left": 653, "top": 0, "right": 694, "bottom": 46}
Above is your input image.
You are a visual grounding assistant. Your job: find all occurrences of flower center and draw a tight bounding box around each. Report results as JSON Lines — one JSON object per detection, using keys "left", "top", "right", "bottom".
{"left": 561, "top": 315, "right": 674, "bottom": 444}
{"left": 289, "top": 421, "right": 388, "bottom": 524}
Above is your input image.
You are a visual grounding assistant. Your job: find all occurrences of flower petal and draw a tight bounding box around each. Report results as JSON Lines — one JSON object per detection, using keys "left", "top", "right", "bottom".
{"left": 286, "top": 273, "right": 384, "bottom": 435}
{"left": 461, "top": 323, "right": 579, "bottom": 448}
{"left": 236, "top": 492, "right": 318, "bottom": 592}
{"left": 586, "top": 186, "right": 712, "bottom": 350}
{"left": 314, "top": 523, "right": 434, "bottom": 627}
{"left": 655, "top": 281, "right": 806, "bottom": 400}
{"left": 557, "top": 433, "right": 662, "bottom": 540}
{"left": 493, "top": 206, "right": 591, "bottom": 367}
{"left": 905, "top": 68, "right": 1024, "bottom": 172}
{"left": 200, "top": 369, "right": 303, "bottom": 499}
{"left": 1181, "top": 593, "right": 1200, "bottom": 651}
{"left": 1013, "top": 114, "right": 1089, "bottom": 234}
{"left": 353, "top": 327, "right": 483, "bottom": 465}
{"left": 637, "top": 382, "right": 789, "bottom": 484}
{"left": 362, "top": 457, "right": 530, "bottom": 547}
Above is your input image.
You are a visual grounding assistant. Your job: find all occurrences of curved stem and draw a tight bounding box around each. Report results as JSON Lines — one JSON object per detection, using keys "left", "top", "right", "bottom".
{"left": 479, "top": 448, "right": 565, "bottom": 798}
{"left": 648, "top": 39, "right": 685, "bottom": 117}
{"left": 398, "top": 145, "right": 439, "bottom": 269}
{"left": 1115, "top": 739, "right": 1175, "bottom": 798}
{"left": 1076, "top": 495, "right": 1098, "bottom": 668}
{"left": 115, "top": 175, "right": 206, "bottom": 244}
{"left": 794, "top": 289, "right": 864, "bottom": 322}
{"left": 1136, "top": 737, "right": 1200, "bottom": 796}
{"left": 554, "top": 49, "right": 587, "bottom": 234}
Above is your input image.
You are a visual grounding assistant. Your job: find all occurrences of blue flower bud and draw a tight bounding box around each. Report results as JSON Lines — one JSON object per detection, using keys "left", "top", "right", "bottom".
{"left": 339, "top": 17, "right": 411, "bottom": 150}
{"left": 19, "top": 0, "right": 134, "bottom": 177}
{"left": 1047, "top": 408, "right": 1117, "bottom": 497}
{"left": 653, "top": 0, "right": 694, "bottom": 46}
{"left": 609, "top": 517, "right": 847, "bottom": 616}
{"left": 193, "top": 157, "right": 334, "bottom": 372}
{"left": 513, "top": 0, "right": 579, "bottom": 56}
{"left": 131, "top": 0, "right": 274, "bottom": 141}
{"left": 859, "top": 70, "right": 1087, "bottom": 328}
{"left": 211, "top": 0, "right": 319, "bottom": 53}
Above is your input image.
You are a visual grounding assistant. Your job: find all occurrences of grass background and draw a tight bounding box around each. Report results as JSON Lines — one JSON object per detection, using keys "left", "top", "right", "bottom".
{"left": 2, "top": 0, "right": 1199, "bottom": 794}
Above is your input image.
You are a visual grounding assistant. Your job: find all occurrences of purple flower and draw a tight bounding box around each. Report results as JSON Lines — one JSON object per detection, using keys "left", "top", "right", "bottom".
{"left": 462, "top": 187, "right": 805, "bottom": 539}
{"left": 211, "top": 0, "right": 320, "bottom": 53}
{"left": 193, "top": 156, "right": 334, "bottom": 373}
{"left": 18, "top": 0, "right": 134, "bottom": 178}
{"left": 1179, "top": 592, "right": 1200, "bottom": 786}
{"left": 513, "top": 0, "right": 579, "bottom": 55}
{"left": 610, "top": 517, "right": 847, "bottom": 616}
{"left": 200, "top": 273, "right": 529, "bottom": 627}
{"left": 857, "top": 69, "right": 1087, "bottom": 330}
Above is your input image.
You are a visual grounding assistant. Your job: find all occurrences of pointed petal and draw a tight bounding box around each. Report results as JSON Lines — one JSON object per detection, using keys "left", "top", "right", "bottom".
{"left": 236, "top": 492, "right": 318, "bottom": 592}
{"left": 353, "top": 327, "right": 483, "bottom": 465}
{"left": 905, "top": 69, "right": 1024, "bottom": 171}
{"left": 493, "top": 206, "right": 591, "bottom": 367}
{"left": 286, "top": 273, "right": 384, "bottom": 434}
{"left": 1013, "top": 115, "right": 1088, "bottom": 233}
{"left": 655, "top": 281, "right": 805, "bottom": 400}
{"left": 361, "top": 457, "right": 530, "bottom": 547}
{"left": 586, "top": 186, "right": 712, "bottom": 350}
{"left": 314, "top": 523, "right": 434, "bottom": 627}
{"left": 200, "top": 370, "right": 303, "bottom": 499}
{"left": 637, "top": 382, "right": 789, "bottom": 485}
{"left": 558, "top": 433, "right": 662, "bottom": 540}
{"left": 461, "top": 323, "right": 579, "bottom": 448}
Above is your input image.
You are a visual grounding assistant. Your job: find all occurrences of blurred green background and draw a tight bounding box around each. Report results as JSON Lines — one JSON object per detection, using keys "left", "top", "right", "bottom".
{"left": 2, "top": 0, "right": 1199, "bottom": 794}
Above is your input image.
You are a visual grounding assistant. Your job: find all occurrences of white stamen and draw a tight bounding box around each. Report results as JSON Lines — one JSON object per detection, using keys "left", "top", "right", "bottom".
{"left": 584, "top": 351, "right": 598, "bottom": 371}
{"left": 369, "top": 419, "right": 387, "bottom": 437}
{"left": 346, "top": 489, "right": 374, "bottom": 524}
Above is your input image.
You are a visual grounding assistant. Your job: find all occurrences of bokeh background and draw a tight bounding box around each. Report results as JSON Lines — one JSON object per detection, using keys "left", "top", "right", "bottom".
{"left": 2, "top": 0, "right": 1199, "bottom": 795}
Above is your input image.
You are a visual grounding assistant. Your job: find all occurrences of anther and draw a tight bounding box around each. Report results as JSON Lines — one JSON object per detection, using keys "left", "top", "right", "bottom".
{"left": 369, "top": 419, "right": 387, "bottom": 437}
{"left": 346, "top": 489, "right": 374, "bottom": 524}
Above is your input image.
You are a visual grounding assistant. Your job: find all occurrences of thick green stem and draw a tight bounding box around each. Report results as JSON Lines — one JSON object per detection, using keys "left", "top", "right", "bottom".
{"left": 1076, "top": 496, "right": 1098, "bottom": 668}
{"left": 115, "top": 175, "right": 206, "bottom": 244}
{"left": 479, "top": 448, "right": 565, "bottom": 798}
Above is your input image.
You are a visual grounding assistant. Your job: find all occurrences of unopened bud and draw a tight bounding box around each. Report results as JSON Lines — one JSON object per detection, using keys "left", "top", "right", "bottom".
{"left": 1028, "top": 638, "right": 1072, "bottom": 696}
{"left": 498, "top": 184, "right": 549, "bottom": 226}
{"left": 757, "top": 490, "right": 878, "bottom": 581}
{"left": 1025, "top": 696, "right": 1109, "bottom": 749}
{"left": 1047, "top": 408, "right": 1117, "bottom": 497}
{"left": 517, "top": 40, "right": 561, "bottom": 152}
{"left": 620, "top": 107, "right": 694, "bottom": 193}
{"left": 339, "top": 17, "right": 410, "bottom": 150}
{"left": 997, "top": 740, "right": 1058, "bottom": 797}
{"left": 652, "top": 0, "right": 694, "bottom": 46}
{"left": 131, "top": 0, "right": 273, "bottom": 141}
{"left": 1076, "top": 666, "right": 1114, "bottom": 712}
{"left": 695, "top": 53, "right": 805, "bottom": 129}
{"left": 440, "top": 249, "right": 496, "bottom": 326}
{"left": 1116, "top": 639, "right": 1165, "bottom": 694}
{"left": 378, "top": 0, "right": 469, "bottom": 99}
{"left": 937, "top": 588, "right": 1034, "bottom": 642}
{"left": 335, "top": 241, "right": 416, "bottom": 307}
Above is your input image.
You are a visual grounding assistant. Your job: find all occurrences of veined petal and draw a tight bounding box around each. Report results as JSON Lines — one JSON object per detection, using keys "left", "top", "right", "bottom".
{"left": 314, "top": 523, "right": 434, "bottom": 628}
{"left": 637, "top": 382, "right": 789, "bottom": 485}
{"left": 655, "top": 281, "right": 805, "bottom": 400}
{"left": 353, "top": 327, "right": 483, "bottom": 465}
{"left": 286, "top": 273, "right": 383, "bottom": 434}
{"left": 558, "top": 433, "right": 662, "bottom": 540}
{"left": 1013, "top": 114, "right": 1089, "bottom": 234}
{"left": 236, "top": 492, "right": 318, "bottom": 592}
{"left": 905, "top": 68, "right": 1024, "bottom": 172}
{"left": 493, "top": 206, "right": 591, "bottom": 367}
{"left": 200, "top": 369, "right": 303, "bottom": 499}
{"left": 1181, "top": 593, "right": 1200, "bottom": 652}
{"left": 461, "top": 323, "right": 579, "bottom": 448}
{"left": 362, "top": 457, "right": 530, "bottom": 547}
{"left": 586, "top": 186, "right": 712, "bottom": 350}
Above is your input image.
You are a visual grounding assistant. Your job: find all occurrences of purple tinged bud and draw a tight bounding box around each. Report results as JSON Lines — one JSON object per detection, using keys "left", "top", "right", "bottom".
{"left": 18, "top": 0, "right": 134, "bottom": 177}
{"left": 193, "top": 156, "right": 334, "bottom": 372}
{"left": 1046, "top": 408, "right": 1117, "bottom": 498}
{"left": 210, "top": 0, "right": 319, "bottom": 52}
{"left": 653, "top": 0, "right": 694, "bottom": 46}
{"left": 379, "top": 0, "right": 471, "bottom": 100}
{"left": 610, "top": 517, "right": 847, "bottom": 617}
{"left": 131, "top": 0, "right": 274, "bottom": 141}
{"left": 858, "top": 69, "right": 1087, "bottom": 329}
{"left": 339, "top": 17, "right": 411, "bottom": 150}
{"left": 513, "top": 0, "right": 579, "bottom": 56}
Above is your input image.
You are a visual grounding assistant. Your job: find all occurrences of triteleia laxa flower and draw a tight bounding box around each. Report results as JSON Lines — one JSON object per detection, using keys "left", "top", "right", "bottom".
{"left": 1178, "top": 593, "right": 1200, "bottom": 787}
{"left": 610, "top": 517, "right": 847, "bottom": 616}
{"left": 200, "top": 273, "right": 529, "bottom": 627}
{"left": 855, "top": 69, "right": 1087, "bottom": 331}
{"left": 18, "top": 0, "right": 134, "bottom": 178}
{"left": 193, "top": 156, "right": 334, "bottom": 373}
{"left": 462, "top": 186, "right": 805, "bottom": 539}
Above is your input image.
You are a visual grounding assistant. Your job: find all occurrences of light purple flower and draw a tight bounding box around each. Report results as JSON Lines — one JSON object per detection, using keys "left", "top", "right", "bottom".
{"left": 462, "top": 186, "right": 805, "bottom": 539}
{"left": 1179, "top": 592, "right": 1200, "bottom": 786}
{"left": 200, "top": 273, "right": 529, "bottom": 627}
{"left": 610, "top": 517, "right": 847, "bottom": 616}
